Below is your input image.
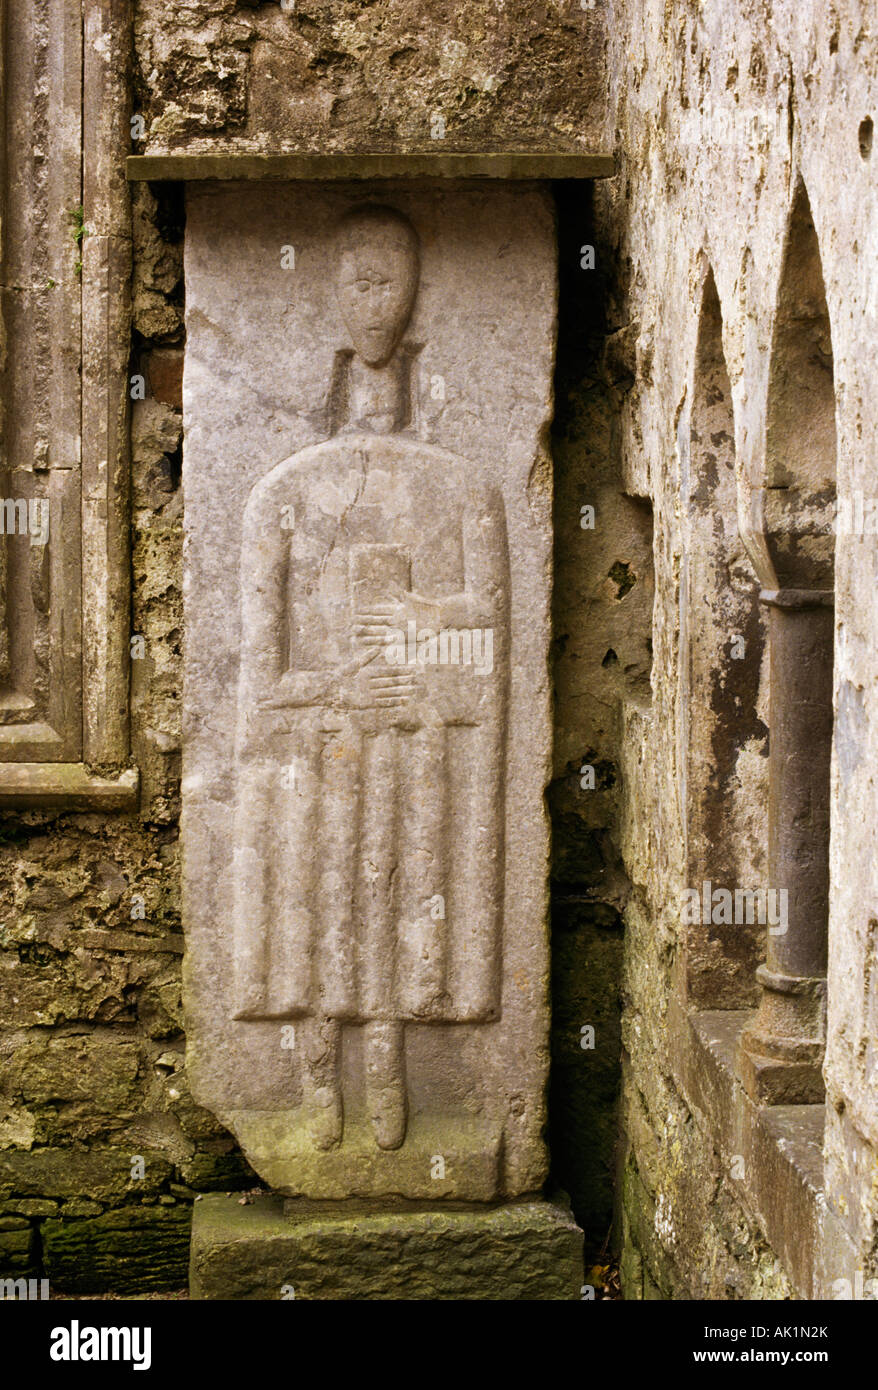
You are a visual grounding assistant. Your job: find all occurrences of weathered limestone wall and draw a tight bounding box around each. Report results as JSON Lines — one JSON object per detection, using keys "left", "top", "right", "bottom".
{"left": 609, "top": 0, "right": 878, "bottom": 1297}
{"left": 1, "top": 0, "right": 636, "bottom": 1289}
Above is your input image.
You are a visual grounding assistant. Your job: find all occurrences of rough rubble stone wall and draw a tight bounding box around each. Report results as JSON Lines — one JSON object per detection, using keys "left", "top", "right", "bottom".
{"left": 1, "top": 0, "right": 639, "bottom": 1290}
{"left": 609, "top": 0, "right": 878, "bottom": 1297}
{"left": 549, "top": 179, "right": 653, "bottom": 1243}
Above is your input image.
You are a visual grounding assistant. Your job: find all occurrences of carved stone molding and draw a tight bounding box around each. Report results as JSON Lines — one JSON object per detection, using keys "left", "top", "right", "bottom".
{"left": 0, "top": 0, "right": 137, "bottom": 808}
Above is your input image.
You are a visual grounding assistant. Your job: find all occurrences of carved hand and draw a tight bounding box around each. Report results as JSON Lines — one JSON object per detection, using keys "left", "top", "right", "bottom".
{"left": 353, "top": 591, "right": 441, "bottom": 646}
{"left": 334, "top": 641, "right": 420, "bottom": 712}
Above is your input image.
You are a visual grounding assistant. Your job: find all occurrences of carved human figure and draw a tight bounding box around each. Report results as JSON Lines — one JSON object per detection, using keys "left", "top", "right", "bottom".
{"left": 232, "top": 205, "right": 509, "bottom": 1152}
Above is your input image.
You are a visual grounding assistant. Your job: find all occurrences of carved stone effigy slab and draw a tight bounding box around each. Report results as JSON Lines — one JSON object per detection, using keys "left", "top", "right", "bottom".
{"left": 182, "top": 184, "right": 555, "bottom": 1200}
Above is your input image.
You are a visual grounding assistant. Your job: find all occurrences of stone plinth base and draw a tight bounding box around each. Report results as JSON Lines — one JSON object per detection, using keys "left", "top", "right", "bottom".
{"left": 190, "top": 1193, "right": 583, "bottom": 1300}
{"left": 737, "top": 1043, "right": 826, "bottom": 1106}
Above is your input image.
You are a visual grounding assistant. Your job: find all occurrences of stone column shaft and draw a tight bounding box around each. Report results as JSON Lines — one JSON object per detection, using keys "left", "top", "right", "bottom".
{"left": 739, "top": 587, "right": 833, "bottom": 1104}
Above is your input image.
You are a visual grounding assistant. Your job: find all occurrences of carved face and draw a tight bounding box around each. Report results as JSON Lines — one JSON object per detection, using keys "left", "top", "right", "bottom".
{"left": 336, "top": 219, "right": 419, "bottom": 367}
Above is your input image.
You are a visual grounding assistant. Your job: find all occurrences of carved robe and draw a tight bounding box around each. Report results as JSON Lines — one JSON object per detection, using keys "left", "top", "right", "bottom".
{"left": 232, "top": 431, "right": 508, "bottom": 1026}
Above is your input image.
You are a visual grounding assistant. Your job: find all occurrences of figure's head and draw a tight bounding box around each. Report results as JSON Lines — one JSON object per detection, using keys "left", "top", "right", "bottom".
{"left": 334, "top": 205, "right": 420, "bottom": 367}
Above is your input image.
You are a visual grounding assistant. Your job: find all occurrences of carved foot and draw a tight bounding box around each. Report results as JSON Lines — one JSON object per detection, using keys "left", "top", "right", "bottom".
{"left": 370, "top": 1088, "right": 407, "bottom": 1150}
{"left": 365, "top": 1020, "right": 407, "bottom": 1150}
{"left": 307, "top": 1084, "right": 344, "bottom": 1150}
{"left": 302, "top": 1017, "right": 342, "bottom": 1149}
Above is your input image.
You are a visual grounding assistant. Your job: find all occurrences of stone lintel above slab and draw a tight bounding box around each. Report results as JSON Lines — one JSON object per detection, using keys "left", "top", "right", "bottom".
{"left": 127, "top": 151, "right": 615, "bottom": 182}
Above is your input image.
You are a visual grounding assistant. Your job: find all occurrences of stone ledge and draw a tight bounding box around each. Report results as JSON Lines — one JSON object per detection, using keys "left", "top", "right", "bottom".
{"left": 0, "top": 764, "right": 139, "bottom": 810}
{"left": 126, "top": 151, "right": 616, "bottom": 182}
{"left": 190, "top": 1192, "right": 583, "bottom": 1300}
{"left": 681, "top": 1010, "right": 858, "bottom": 1298}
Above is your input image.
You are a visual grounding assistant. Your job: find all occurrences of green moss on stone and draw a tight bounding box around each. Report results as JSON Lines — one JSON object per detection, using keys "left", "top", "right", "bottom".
{"left": 192, "top": 1194, "right": 583, "bottom": 1301}
{"left": 0, "top": 1226, "right": 37, "bottom": 1278}
{"left": 42, "top": 1206, "right": 190, "bottom": 1295}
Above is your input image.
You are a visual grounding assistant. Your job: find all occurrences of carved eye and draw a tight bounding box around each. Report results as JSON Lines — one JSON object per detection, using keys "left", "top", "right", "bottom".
{"left": 355, "top": 280, "right": 371, "bottom": 294}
